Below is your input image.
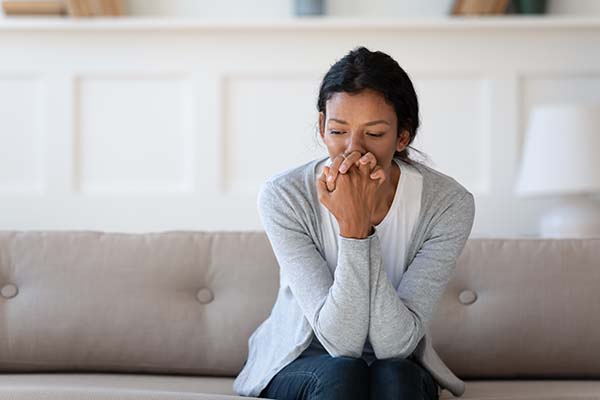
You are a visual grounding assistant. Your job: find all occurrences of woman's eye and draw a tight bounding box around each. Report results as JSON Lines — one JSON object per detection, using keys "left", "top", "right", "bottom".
{"left": 329, "top": 131, "right": 383, "bottom": 137}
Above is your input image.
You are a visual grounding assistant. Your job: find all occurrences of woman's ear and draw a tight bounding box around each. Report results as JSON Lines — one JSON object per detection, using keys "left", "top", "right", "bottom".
{"left": 318, "top": 112, "right": 325, "bottom": 140}
{"left": 396, "top": 130, "right": 410, "bottom": 152}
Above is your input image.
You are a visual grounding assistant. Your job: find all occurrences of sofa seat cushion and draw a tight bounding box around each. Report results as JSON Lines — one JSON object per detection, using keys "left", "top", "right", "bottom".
{"left": 0, "top": 388, "right": 247, "bottom": 400}
{"left": 0, "top": 373, "right": 256, "bottom": 399}
{"left": 440, "top": 380, "right": 600, "bottom": 399}
{"left": 1, "top": 375, "right": 598, "bottom": 400}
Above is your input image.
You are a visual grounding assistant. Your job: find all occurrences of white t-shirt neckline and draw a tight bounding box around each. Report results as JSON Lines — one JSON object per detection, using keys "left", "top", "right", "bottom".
{"left": 375, "top": 158, "right": 403, "bottom": 229}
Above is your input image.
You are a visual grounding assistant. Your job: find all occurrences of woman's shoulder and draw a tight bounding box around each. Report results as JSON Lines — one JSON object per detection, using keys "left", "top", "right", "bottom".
{"left": 262, "top": 156, "right": 324, "bottom": 193}
{"left": 265, "top": 157, "right": 320, "bottom": 184}
{"left": 258, "top": 156, "right": 324, "bottom": 211}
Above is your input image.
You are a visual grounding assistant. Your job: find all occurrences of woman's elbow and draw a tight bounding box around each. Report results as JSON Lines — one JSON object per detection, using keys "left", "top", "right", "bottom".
{"left": 315, "top": 331, "right": 366, "bottom": 359}
{"left": 372, "top": 336, "right": 421, "bottom": 360}
{"left": 374, "top": 347, "right": 409, "bottom": 360}
{"left": 328, "top": 346, "right": 364, "bottom": 359}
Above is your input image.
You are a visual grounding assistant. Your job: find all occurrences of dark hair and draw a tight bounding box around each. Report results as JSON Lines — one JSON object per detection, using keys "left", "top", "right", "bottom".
{"left": 316, "top": 46, "right": 428, "bottom": 166}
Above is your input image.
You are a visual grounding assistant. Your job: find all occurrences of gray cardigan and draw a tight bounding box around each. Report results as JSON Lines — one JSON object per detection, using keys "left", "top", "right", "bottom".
{"left": 233, "top": 155, "right": 475, "bottom": 398}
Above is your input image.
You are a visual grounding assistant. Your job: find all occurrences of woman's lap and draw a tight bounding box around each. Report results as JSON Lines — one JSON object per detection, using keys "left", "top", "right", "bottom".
{"left": 259, "top": 352, "right": 439, "bottom": 400}
{"left": 369, "top": 357, "right": 439, "bottom": 400}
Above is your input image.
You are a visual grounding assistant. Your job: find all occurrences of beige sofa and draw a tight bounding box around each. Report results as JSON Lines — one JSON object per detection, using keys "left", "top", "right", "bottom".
{"left": 0, "top": 230, "right": 598, "bottom": 400}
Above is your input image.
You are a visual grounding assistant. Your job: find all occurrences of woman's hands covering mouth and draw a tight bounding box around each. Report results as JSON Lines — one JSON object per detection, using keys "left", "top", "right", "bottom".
{"left": 316, "top": 151, "right": 386, "bottom": 239}
{"left": 324, "top": 151, "right": 386, "bottom": 191}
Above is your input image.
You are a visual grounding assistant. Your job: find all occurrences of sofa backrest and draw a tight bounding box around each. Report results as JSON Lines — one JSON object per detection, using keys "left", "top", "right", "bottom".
{"left": 0, "top": 231, "right": 598, "bottom": 378}
{"left": 434, "top": 237, "right": 600, "bottom": 379}
{"left": 0, "top": 231, "right": 280, "bottom": 376}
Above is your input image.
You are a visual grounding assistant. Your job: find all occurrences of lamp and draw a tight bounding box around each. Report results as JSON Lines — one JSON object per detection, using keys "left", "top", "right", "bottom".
{"left": 514, "top": 103, "right": 600, "bottom": 238}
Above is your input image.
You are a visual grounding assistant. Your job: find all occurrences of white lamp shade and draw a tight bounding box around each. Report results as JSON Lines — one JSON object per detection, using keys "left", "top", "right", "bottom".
{"left": 515, "top": 103, "right": 600, "bottom": 197}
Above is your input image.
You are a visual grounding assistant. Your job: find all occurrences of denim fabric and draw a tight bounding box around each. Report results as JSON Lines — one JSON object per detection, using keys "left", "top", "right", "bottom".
{"left": 258, "top": 347, "right": 440, "bottom": 400}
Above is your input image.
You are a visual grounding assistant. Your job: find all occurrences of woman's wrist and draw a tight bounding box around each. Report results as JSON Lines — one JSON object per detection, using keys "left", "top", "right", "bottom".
{"left": 339, "top": 223, "right": 374, "bottom": 239}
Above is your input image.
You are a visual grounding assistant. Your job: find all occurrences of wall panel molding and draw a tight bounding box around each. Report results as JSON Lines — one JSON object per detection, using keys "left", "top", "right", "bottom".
{"left": 0, "top": 17, "right": 598, "bottom": 236}
{"left": 0, "top": 73, "right": 45, "bottom": 195}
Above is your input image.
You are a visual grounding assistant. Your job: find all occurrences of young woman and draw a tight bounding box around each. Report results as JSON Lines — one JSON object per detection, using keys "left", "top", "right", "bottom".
{"left": 233, "top": 46, "right": 475, "bottom": 400}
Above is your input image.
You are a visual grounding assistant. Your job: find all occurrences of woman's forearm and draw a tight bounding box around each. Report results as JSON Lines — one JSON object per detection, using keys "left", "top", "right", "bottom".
{"left": 312, "top": 232, "right": 374, "bottom": 358}
{"left": 259, "top": 180, "right": 373, "bottom": 358}
{"left": 368, "top": 233, "right": 422, "bottom": 359}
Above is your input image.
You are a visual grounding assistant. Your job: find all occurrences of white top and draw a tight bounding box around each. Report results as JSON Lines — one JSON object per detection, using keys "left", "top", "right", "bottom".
{"left": 305, "top": 157, "right": 423, "bottom": 362}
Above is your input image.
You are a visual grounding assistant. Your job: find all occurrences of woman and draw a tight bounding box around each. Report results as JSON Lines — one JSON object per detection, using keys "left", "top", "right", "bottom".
{"left": 233, "top": 46, "right": 475, "bottom": 400}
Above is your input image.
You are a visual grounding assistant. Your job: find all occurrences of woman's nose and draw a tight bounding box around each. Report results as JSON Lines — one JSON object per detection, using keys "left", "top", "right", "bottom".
{"left": 345, "top": 133, "right": 366, "bottom": 156}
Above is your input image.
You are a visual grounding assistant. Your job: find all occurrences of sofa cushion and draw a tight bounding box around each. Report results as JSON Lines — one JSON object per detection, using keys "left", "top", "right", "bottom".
{"left": 439, "top": 380, "right": 600, "bottom": 399}
{"left": 0, "top": 388, "right": 247, "bottom": 400}
{"left": 0, "top": 231, "right": 279, "bottom": 377}
{"left": 1, "top": 231, "right": 599, "bottom": 383}
{"left": 0, "top": 373, "right": 257, "bottom": 399}
{"left": 430, "top": 238, "right": 600, "bottom": 379}
{"left": 0, "top": 373, "right": 235, "bottom": 394}
{"left": 1, "top": 374, "right": 597, "bottom": 400}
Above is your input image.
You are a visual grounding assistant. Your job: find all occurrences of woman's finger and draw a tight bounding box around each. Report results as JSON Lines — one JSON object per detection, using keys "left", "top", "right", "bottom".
{"left": 317, "top": 169, "right": 331, "bottom": 204}
{"left": 359, "top": 152, "right": 378, "bottom": 171}
{"left": 328, "top": 154, "right": 346, "bottom": 189}
{"left": 339, "top": 151, "right": 362, "bottom": 173}
{"left": 357, "top": 156, "right": 371, "bottom": 175}
{"left": 370, "top": 165, "right": 386, "bottom": 185}
{"left": 323, "top": 166, "right": 335, "bottom": 191}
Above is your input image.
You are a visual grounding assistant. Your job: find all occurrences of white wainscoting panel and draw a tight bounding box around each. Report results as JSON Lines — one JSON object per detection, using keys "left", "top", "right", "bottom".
{"left": 76, "top": 73, "right": 195, "bottom": 195}
{"left": 222, "top": 72, "right": 324, "bottom": 195}
{"left": 411, "top": 74, "right": 491, "bottom": 195}
{"left": 0, "top": 17, "right": 599, "bottom": 237}
{"left": 0, "top": 75, "right": 45, "bottom": 195}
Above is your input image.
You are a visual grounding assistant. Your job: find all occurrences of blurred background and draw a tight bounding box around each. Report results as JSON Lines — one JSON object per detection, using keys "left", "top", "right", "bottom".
{"left": 1, "top": 0, "right": 599, "bottom": 238}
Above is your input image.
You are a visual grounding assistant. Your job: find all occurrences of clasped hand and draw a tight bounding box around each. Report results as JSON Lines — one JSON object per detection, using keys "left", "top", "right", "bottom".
{"left": 316, "top": 151, "right": 386, "bottom": 239}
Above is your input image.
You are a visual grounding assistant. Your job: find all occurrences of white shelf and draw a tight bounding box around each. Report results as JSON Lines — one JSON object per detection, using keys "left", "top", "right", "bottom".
{"left": 1, "top": 15, "right": 600, "bottom": 31}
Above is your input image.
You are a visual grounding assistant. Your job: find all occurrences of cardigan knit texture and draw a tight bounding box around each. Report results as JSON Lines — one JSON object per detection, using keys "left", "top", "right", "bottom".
{"left": 233, "top": 155, "right": 475, "bottom": 398}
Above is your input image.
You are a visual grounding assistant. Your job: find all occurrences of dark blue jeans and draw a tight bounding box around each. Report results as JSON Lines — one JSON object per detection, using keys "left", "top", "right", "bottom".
{"left": 258, "top": 352, "right": 440, "bottom": 400}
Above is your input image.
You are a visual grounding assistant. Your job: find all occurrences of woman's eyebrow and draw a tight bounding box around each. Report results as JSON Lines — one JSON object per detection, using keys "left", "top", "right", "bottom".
{"left": 328, "top": 118, "right": 390, "bottom": 126}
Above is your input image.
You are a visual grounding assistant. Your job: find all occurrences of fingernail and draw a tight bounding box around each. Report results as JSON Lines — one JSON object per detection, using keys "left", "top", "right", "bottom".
{"left": 340, "top": 166, "right": 347, "bottom": 173}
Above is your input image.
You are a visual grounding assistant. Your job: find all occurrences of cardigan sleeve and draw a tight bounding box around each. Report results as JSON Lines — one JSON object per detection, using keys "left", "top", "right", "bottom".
{"left": 257, "top": 180, "right": 374, "bottom": 358}
{"left": 367, "top": 190, "right": 475, "bottom": 360}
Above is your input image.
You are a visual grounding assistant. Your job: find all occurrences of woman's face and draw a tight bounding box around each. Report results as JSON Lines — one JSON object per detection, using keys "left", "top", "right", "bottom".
{"left": 318, "top": 89, "right": 409, "bottom": 170}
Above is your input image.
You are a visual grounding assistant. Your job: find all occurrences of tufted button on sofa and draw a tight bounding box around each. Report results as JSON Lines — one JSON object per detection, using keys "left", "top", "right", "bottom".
{"left": 458, "top": 289, "right": 477, "bottom": 305}
{"left": 1, "top": 283, "right": 18, "bottom": 298}
{"left": 196, "top": 288, "right": 214, "bottom": 304}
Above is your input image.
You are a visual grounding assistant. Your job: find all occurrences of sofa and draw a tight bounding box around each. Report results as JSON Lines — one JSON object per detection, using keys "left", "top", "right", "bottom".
{"left": 0, "top": 230, "right": 598, "bottom": 400}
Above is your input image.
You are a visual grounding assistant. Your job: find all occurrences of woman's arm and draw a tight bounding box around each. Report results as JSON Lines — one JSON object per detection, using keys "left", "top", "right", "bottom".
{"left": 367, "top": 190, "right": 475, "bottom": 359}
{"left": 258, "top": 180, "right": 373, "bottom": 358}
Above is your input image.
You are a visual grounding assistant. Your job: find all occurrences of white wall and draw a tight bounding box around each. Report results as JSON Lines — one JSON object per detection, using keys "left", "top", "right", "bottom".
{"left": 1, "top": 17, "right": 599, "bottom": 237}
{"left": 1, "top": 1, "right": 599, "bottom": 237}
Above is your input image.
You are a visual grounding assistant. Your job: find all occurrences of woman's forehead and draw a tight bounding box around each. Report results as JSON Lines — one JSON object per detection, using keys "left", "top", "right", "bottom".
{"left": 327, "top": 89, "right": 384, "bottom": 103}
{"left": 326, "top": 103, "right": 395, "bottom": 125}
{"left": 326, "top": 91, "right": 394, "bottom": 114}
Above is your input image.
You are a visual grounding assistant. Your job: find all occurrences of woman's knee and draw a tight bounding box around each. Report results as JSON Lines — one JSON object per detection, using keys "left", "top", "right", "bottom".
{"left": 311, "top": 356, "right": 369, "bottom": 400}
{"left": 370, "top": 357, "right": 439, "bottom": 400}
{"left": 371, "top": 357, "right": 422, "bottom": 381}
